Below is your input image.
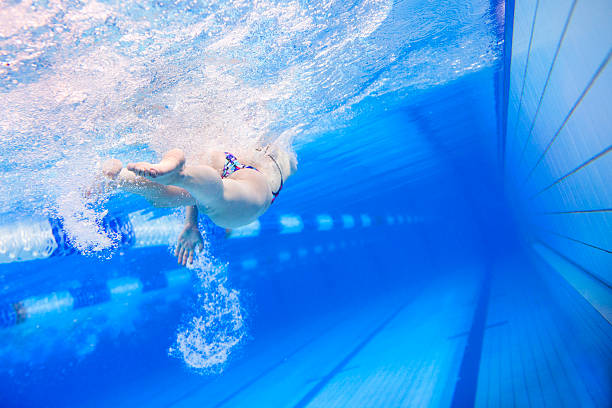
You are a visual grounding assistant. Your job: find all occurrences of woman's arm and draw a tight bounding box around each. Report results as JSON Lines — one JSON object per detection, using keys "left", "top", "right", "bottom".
{"left": 184, "top": 205, "right": 199, "bottom": 227}
{"left": 175, "top": 205, "right": 204, "bottom": 265}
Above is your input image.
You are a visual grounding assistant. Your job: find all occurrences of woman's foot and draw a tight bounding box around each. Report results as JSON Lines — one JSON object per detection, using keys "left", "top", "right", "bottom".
{"left": 102, "top": 158, "right": 123, "bottom": 179}
{"left": 84, "top": 159, "right": 123, "bottom": 198}
{"left": 127, "top": 148, "right": 185, "bottom": 185}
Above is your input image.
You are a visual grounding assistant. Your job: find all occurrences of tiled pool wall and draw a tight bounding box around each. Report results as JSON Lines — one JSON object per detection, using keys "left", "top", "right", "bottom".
{"left": 502, "top": 0, "right": 611, "bottom": 320}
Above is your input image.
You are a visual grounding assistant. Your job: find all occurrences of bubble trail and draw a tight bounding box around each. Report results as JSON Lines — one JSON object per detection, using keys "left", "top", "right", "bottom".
{"left": 170, "top": 248, "right": 245, "bottom": 372}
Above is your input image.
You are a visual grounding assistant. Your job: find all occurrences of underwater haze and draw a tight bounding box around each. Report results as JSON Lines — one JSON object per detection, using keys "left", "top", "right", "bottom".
{"left": 1, "top": 0, "right": 611, "bottom": 407}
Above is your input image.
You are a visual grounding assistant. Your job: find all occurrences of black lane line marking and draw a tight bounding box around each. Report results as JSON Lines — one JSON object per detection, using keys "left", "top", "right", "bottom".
{"left": 536, "top": 208, "right": 612, "bottom": 215}
{"left": 210, "top": 321, "right": 342, "bottom": 408}
{"left": 534, "top": 239, "right": 612, "bottom": 290}
{"left": 304, "top": 366, "right": 360, "bottom": 385}
{"left": 530, "top": 144, "right": 612, "bottom": 199}
{"left": 447, "top": 321, "right": 509, "bottom": 340}
{"left": 486, "top": 320, "right": 509, "bottom": 330}
{"left": 535, "top": 227, "right": 612, "bottom": 254}
{"left": 164, "top": 319, "right": 341, "bottom": 408}
{"left": 517, "top": 0, "right": 578, "bottom": 170}
{"left": 449, "top": 331, "right": 471, "bottom": 340}
{"left": 450, "top": 270, "right": 492, "bottom": 408}
{"left": 292, "top": 300, "right": 411, "bottom": 408}
{"left": 522, "top": 49, "right": 611, "bottom": 187}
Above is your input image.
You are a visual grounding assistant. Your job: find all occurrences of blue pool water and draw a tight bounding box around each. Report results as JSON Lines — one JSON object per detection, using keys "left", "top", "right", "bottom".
{"left": 1, "top": 0, "right": 611, "bottom": 407}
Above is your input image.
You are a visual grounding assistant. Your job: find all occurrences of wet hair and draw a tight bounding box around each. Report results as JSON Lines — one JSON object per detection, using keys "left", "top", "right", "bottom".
{"left": 257, "top": 143, "right": 297, "bottom": 178}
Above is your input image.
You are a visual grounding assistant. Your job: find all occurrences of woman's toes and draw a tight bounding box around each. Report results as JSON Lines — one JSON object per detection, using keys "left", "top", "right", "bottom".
{"left": 126, "top": 161, "right": 170, "bottom": 180}
{"left": 128, "top": 162, "right": 143, "bottom": 172}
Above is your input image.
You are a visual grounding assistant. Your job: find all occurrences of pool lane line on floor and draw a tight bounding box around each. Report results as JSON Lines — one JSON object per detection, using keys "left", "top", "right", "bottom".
{"left": 160, "top": 319, "right": 342, "bottom": 408}
{"left": 447, "top": 320, "right": 508, "bottom": 340}
{"left": 450, "top": 268, "right": 492, "bottom": 408}
{"left": 208, "top": 318, "right": 347, "bottom": 408}
{"left": 291, "top": 297, "right": 413, "bottom": 408}
{"left": 165, "top": 294, "right": 408, "bottom": 408}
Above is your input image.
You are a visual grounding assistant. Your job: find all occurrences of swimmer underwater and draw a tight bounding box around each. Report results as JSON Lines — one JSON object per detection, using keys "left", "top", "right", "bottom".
{"left": 100, "top": 145, "right": 297, "bottom": 265}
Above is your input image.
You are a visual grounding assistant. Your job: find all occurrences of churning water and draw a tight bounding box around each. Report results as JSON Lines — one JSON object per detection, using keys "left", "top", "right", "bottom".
{"left": 0, "top": 0, "right": 500, "bottom": 373}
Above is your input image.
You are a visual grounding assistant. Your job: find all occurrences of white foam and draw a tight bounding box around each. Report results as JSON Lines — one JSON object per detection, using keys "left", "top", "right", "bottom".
{"left": 0, "top": 0, "right": 499, "bottom": 235}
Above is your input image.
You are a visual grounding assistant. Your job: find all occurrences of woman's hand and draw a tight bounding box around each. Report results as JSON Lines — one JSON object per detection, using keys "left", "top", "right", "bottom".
{"left": 175, "top": 224, "right": 204, "bottom": 265}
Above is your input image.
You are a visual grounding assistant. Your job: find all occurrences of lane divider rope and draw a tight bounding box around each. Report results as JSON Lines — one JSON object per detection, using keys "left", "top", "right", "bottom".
{"left": 0, "top": 212, "right": 423, "bottom": 264}
{"left": 0, "top": 236, "right": 369, "bottom": 329}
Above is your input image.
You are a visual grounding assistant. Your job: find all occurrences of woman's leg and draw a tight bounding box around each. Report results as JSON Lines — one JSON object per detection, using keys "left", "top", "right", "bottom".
{"left": 127, "top": 149, "right": 269, "bottom": 226}
{"left": 120, "top": 172, "right": 195, "bottom": 208}
{"left": 127, "top": 149, "right": 224, "bottom": 210}
{"left": 104, "top": 159, "right": 195, "bottom": 208}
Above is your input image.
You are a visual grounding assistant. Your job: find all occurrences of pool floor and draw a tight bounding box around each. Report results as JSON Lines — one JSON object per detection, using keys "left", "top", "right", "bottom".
{"left": 83, "top": 258, "right": 611, "bottom": 408}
